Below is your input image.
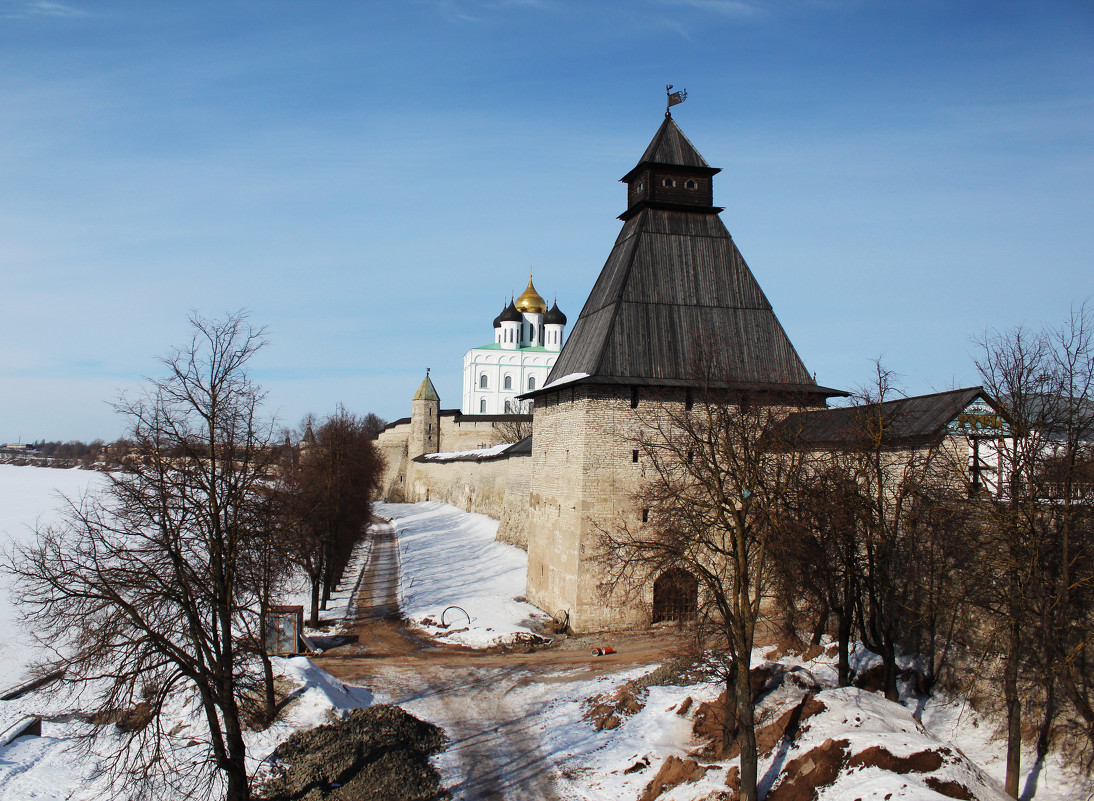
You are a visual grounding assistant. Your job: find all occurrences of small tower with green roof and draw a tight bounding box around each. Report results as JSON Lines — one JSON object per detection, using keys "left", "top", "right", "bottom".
{"left": 409, "top": 369, "right": 440, "bottom": 458}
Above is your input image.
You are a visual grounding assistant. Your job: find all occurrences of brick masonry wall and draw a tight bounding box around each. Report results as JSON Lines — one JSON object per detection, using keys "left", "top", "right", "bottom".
{"left": 405, "top": 454, "right": 532, "bottom": 547}
{"left": 378, "top": 415, "right": 512, "bottom": 505}
{"left": 525, "top": 384, "right": 654, "bottom": 632}
{"left": 437, "top": 417, "right": 512, "bottom": 453}
{"left": 381, "top": 384, "right": 983, "bottom": 635}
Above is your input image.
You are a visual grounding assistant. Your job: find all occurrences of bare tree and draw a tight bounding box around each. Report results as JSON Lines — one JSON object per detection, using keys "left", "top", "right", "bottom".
{"left": 843, "top": 365, "right": 973, "bottom": 702}
{"left": 1041, "top": 305, "right": 1094, "bottom": 762}
{"left": 974, "top": 305, "right": 1094, "bottom": 794}
{"left": 6, "top": 312, "right": 277, "bottom": 801}
{"left": 771, "top": 460, "right": 864, "bottom": 686}
{"left": 491, "top": 414, "right": 532, "bottom": 444}
{"left": 598, "top": 378, "right": 808, "bottom": 801}
{"left": 280, "top": 406, "right": 384, "bottom": 627}
{"left": 775, "top": 363, "right": 979, "bottom": 701}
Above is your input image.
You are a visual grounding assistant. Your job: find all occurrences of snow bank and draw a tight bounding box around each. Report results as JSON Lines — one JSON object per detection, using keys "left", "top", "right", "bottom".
{"left": 375, "top": 501, "right": 550, "bottom": 647}
{"left": 0, "top": 653, "right": 372, "bottom": 800}
{"left": 524, "top": 644, "right": 1082, "bottom": 801}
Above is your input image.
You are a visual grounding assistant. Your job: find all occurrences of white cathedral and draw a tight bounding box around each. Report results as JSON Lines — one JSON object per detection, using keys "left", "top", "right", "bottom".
{"left": 461, "top": 276, "right": 567, "bottom": 414}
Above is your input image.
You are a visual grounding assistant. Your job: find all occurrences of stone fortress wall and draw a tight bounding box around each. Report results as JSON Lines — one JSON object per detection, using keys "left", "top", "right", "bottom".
{"left": 377, "top": 410, "right": 533, "bottom": 547}
{"left": 523, "top": 384, "right": 652, "bottom": 632}
{"left": 376, "top": 379, "right": 988, "bottom": 635}
{"left": 407, "top": 453, "right": 532, "bottom": 548}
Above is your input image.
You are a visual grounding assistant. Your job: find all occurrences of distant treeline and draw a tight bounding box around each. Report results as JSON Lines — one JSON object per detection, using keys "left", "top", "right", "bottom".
{"left": 1, "top": 413, "right": 388, "bottom": 471}
{"left": 0, "top": 439, "right": 112, "bottom": 468}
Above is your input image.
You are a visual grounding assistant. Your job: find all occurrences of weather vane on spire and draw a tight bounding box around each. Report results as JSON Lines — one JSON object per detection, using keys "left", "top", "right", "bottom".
{"left": 666, "top": 84, "right": 687, "bottom": 117}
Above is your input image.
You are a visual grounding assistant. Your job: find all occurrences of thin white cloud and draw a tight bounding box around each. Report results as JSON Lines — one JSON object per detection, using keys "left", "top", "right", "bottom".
{"left": 649, "top": 0, "right": 867, "bottom": 21}
{"left": 0, "top": 0, "right": 87, "bottom": 18}
{"left": 651, "top": 0, "right": 765, "bottom": 19}
{"left": 415, "top": 0, "right": 557, "bottom": 24}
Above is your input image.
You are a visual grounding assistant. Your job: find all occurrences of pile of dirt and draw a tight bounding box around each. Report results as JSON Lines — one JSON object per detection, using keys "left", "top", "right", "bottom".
{"left": 637, "top": 755, "right": 708, "bottom": 801}
{"left": 93, "top": 701, "right": 155, "bottom": 733}
{"left": 258, "top": 705, "right": 447, "bottom": 801}
{"left": 765, "top": 737, "right": 851, "bottom": 801}
{"left": 765, "top": 737, "right": 976, "bottom": 801}
{"left": 582, "top": 681, "right": 646, "bottom": 731}
{"left": 764, "top": 640, "right": 825, "bottom": 663}
{"left": 584, "top": 658, "right": 705, "bottom": 732}
{"left": 692, "top": 690, "right": 826, "bottom": 761}
{"left": 690, "top": 664, "right": 785, "bottom": 758}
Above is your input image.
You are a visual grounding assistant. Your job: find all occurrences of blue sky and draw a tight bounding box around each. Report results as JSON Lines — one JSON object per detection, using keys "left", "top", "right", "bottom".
{"left": 1, "top": 0, "right": 1091, "bottom": 440}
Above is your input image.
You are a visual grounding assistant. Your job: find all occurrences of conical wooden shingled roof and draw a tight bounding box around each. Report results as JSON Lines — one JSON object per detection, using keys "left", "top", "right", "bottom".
{"left": 625, "top": 115, "right": 715, "bottom": 176}
{"left": 540, "top": 119, "right": 841, "bottom": 398}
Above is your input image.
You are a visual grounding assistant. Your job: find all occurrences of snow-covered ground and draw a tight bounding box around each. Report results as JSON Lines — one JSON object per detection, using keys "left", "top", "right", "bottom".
{"left": 376, "top": 500, "right": 551, "bottom": 647}
{"left": 0, "top": 474, "right": 550, "bottom": 799}
{"left": 368, "top": 502, "right": 1085, "bottom": 800}
{"left": 0, "top": 471, "right": 1085, "bottom": 800}
{"left": 0, "top": 466, "right": 374, "bottom": 800}
{"left": 418, "top": 643, "right": 1079, "bottom": 801}
{"left": 0, "top": 464, "right": 105, "bottom": 689}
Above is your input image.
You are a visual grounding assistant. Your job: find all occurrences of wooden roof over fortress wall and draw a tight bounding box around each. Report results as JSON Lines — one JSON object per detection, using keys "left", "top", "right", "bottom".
{"left": 529, "top": 115, "right": 843, "bottom": 403}
{"left": 780, "top": 387, "right": 1003, "bottom": 449}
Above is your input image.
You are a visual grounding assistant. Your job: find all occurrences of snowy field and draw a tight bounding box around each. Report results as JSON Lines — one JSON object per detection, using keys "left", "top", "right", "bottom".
{"left": 0, "top": 465, "right": 376, "bottom": 800}
{"left": 0, "top": 464, "right": 105, "bottom": 689}
{"left": 0, "top": 472, "right": 551, "bottom": 800}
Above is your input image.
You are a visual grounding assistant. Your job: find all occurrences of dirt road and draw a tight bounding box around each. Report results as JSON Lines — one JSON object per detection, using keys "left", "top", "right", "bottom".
{"left": 314, "top": 519, "right": 682, "bottom": 800}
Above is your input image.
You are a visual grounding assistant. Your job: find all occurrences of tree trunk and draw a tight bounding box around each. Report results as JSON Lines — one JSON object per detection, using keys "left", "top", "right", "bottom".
{"left": 882, "top": 633, "right": 899, "bottom": 702}
{"left": 720, "top": 667, "right": 739, "bottom": 757}
{"left": 810, "top": 600, "right": 829, "bottom": 646}
{"left": 837, "top": 608, "right": 852, "bottom": 688}
{"left": 1004, "top": 613, "right": 1021, "bottom": 799}
{"left": 309, "top": 576, "right": 321, "bottom": 628}
{"left": 260, "top": 648, "right": 276, "bottom": 723}
{"left": 1036, "top": 676, "right": 1055, "bottom": 764}
{"left": 221, "top": 688, "right": 251, "bottom": 801}
{"left": 224, "top": 754, "right": 249, "bottom": 801}
{"left": 736, "top": 657, "right": 758, "bottom": 801}
{"left": 225, "top": 764, "right": 250, "bottom": 801}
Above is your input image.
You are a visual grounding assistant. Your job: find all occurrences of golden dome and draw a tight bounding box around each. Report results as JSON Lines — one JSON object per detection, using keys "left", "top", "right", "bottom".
{"left": 515, "top": 275, "right": 547, "bottom": 314}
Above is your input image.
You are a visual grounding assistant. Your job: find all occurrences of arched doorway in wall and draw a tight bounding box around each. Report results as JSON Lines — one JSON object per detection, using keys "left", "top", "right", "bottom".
{"left": 652, "top": 568, "right": 698, "bottom": 623}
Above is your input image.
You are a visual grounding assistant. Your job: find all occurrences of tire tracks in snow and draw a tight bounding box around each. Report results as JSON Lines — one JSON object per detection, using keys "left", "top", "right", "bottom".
{"left": 334, "top": 519, "right": 562, "bottom": 799}
{"left": 319, "top": 517, "right": 679, "bottom": 800}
